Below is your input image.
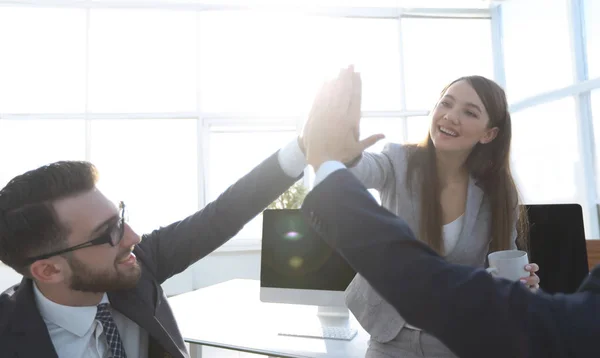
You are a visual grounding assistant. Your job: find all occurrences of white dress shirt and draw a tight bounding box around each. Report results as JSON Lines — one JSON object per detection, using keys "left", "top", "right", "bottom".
{"left": 32, "top": 139, "right": 306, "bottom": 358}
{"left": 277, "top": 138, "right": 308, "bottom": 177}
{"left": 33, "top": 283, "right": 148, "bottom": 358}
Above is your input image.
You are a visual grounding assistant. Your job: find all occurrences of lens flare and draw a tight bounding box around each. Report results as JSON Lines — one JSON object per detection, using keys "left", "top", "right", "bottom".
{"left": 289, "top": 256, "right": 304, "bottom": 269}
{"left": 284, "top": 231, "right": 302, "bottom": 240}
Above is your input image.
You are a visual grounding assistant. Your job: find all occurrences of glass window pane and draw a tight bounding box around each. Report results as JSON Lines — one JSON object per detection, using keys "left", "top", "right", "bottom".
{"left": 0, "top": 119, "right": 86, "bottom": 188}
{"left": 502, "top": 0, "right": 573, "bottom": 102}
{"left": 591, "top": 91, "right": 600, "bottom": 197}
{"left": 90, "top": 119, "right": 198, "bottom": 235}
{"left": 510, "top": 98, "right": 583, "bottom": 205}
{"left": 0, "top": 8, "right": 86, "bottom": 113}
{"left": 406, "top": 116, "right": 431, "bottom": 144}
{"left": 207, "top": 126, "right": 297, "bottom": 241}
{"left": 585, "top": 0, "right": 600, "bottom": 78}
{"left": 401, "top": 18, "right": 493, "bottom": 110}
{"left": 88, "top": 10, "right": 197, "bottom": 112}
{"left": 361, "top": 117, "right": 404, "bottom": 154}
{"left": 198, "top": 12, "right": 401, "bottom": 113}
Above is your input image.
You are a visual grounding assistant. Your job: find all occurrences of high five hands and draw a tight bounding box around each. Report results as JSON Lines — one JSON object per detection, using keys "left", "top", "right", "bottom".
{"left": 300, "top": 66, "right": 385, "bottom": 171}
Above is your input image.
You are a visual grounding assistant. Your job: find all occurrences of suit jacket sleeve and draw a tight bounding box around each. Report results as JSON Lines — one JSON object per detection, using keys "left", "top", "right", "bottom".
{"left": 138, "top": 151, "right": 300, "bottom": 284}
{"left": 301, "top": 169, "right": 600, "bottom": 358}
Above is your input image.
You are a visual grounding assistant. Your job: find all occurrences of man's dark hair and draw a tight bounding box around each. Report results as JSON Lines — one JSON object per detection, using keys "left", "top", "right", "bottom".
{"left": 0, "top": 161, "right": 99, "bottom": 276}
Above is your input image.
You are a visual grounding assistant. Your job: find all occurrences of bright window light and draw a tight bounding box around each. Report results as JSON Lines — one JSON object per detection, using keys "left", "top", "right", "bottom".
{"left": 511, "top": 97, "right": 582, "bottom": 204}
{"left": 91, "top": 119, "right": 199, "bottom": 235}
{"left": 0, "top": 8, "right": 86, "bottom": 113}
{"left": 591, "top": 91, "right": 600, "bottom": 198}
{"left": 198, "top": 11, "right": 402, "bottom": 113}
{"left": 401, "top": 17, "right": 494, "bottom": 110}
{"left": 88, "top": 9, "right": 198, "bottom": 113}
{"left": 207, "top": 125, "right": 297, "bottom": 242}
{"left": 502, "top": 0, "right": 573, "bottom": 102}
{"left": 0, "top": 119, "right": 86, "bottom": 188}
{"left": 585, "top": 0, "right": 600, "bottom": 79}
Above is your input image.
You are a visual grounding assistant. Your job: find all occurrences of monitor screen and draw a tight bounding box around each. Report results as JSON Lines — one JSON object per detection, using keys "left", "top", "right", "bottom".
{"left": 525, "top": 203, "right": 589, "bottom": 294}
{"left": 260, "top": 209, "right": 356, "bottom": 292}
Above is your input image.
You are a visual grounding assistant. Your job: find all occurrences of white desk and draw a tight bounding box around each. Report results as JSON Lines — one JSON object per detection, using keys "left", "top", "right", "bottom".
{"left": 168, "top": 279, "right": 369, "bottom": 358}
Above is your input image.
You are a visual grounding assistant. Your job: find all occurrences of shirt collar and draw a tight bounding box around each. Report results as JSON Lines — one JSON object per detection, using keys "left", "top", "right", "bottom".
{"left": 33, "top": 283, "right": 109, "bottom": 337}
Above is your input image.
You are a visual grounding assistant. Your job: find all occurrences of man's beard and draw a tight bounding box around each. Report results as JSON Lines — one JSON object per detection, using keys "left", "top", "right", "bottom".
{"left": 68, "top": 254, "right": 142, "bottom": 293}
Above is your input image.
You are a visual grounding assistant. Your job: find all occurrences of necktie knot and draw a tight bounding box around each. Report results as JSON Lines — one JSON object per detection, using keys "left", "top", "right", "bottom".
{"left": 96, "top": 303, "right": 127, "bottom": 358}
{"left": 95, "top": 303, "right": 112, "bottom": 321}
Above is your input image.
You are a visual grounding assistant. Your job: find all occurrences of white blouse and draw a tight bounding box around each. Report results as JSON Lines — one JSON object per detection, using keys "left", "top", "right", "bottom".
{"left": 443, "top": 213, "right": 465, "bottom": 255}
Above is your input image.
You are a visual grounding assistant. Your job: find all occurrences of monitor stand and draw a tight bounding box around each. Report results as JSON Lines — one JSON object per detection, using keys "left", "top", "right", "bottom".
{"left": 277, "top": 306, "right": 358, "bottom": 341}
{"left": 317, "top": 305, "right": 350, "bottom": 318}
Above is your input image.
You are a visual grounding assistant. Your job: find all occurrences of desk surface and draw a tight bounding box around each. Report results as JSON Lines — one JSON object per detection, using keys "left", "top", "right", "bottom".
{"left": 168, "top": 279, "right": 369, "bottom": 358}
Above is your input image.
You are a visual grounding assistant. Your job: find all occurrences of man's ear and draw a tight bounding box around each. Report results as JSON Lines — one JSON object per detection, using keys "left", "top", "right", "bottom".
{"left": 30, "top": 259, "right": 67, "bottom": 284}
{"left": 480, "top": 127, "right": 499, "bottom": 144}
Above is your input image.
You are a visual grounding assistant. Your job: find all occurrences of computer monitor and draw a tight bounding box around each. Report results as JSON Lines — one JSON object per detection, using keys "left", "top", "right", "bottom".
{"left": 524, "top": 203, "right": 589, "bottom": 294}
{"left": 260, "top": 209, "right": 356, "bottom": 317}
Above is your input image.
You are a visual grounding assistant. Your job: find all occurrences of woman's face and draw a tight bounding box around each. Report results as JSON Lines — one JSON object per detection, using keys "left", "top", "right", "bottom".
{"left": 429, "top": 80, "right": 498, "bottom": 154}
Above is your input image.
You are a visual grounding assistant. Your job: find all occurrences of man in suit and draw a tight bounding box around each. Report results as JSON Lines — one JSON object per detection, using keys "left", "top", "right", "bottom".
{"left": 299, "top": 66, "right": 600, "bottom": 358}
{"left": 0, "top": 139, "right": 310, "bottom": 358}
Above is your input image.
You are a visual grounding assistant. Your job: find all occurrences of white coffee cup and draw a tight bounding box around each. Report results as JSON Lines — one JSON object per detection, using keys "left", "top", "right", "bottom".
{"left": 486, "top": 250, "right": 529, "bottom": 281}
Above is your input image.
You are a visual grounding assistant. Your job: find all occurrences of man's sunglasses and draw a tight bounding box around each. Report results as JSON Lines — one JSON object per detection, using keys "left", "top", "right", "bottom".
{"left": 24, "top": 201, "right": 127, "bottom": 265}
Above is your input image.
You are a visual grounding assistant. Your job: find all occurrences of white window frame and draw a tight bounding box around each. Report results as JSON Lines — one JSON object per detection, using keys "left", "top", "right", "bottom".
{"left": 491, "top": 0, "right": 600, "bottom": 240}
{"left": 0, "top": 0, "right": 493, "bottom": 251}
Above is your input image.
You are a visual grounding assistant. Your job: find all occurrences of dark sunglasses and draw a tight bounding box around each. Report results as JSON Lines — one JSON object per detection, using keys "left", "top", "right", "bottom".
{"left": 24, "top": 201, "right": 127, "bottom": 265}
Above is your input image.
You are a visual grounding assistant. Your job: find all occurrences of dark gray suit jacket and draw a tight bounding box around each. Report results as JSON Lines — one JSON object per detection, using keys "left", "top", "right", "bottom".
{"left": 0, "top": 151, "right": 299, "bottom": 358}
{"left": 302, "top": 169, "right": 600, "bottom": 358}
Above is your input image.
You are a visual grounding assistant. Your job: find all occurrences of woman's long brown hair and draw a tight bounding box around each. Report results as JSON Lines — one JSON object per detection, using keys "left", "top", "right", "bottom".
{"left": 406, "top": 76, "right": 529, "bottom": 255}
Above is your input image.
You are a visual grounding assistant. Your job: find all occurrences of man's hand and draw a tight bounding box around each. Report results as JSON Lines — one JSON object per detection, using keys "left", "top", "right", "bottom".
{"left": 301, "top": 66, "right": 384, "bottom": 171}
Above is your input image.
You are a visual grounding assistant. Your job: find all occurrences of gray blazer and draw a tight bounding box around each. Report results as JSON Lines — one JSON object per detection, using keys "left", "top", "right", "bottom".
{"left": 345, "top": 143, "right": 517, "bottom": 343}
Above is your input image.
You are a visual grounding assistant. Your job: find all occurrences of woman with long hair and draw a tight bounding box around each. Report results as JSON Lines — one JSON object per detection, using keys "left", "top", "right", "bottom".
{"left": 345, "top": 75, "right": 540, "bottom": 357}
